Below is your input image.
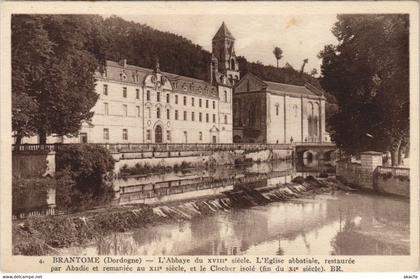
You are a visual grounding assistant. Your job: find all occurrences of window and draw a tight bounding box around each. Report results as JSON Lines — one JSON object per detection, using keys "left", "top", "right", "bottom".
{"left": 183, "top": 96, "right": 187, "bottom": 105}
{"left": 146, "top": 129, "right": 151, "bottom": 140}
{"left": 136, "top": 106, "right": 140, "bottom": 117}
{"left": 275, "top": 104, "right": 279, "bottom": 116}
{"left": 213, "top": 114, "right": 216, "bottom": 123}
{"left": 293, "top": 105, "right": 298, "bottom": 117}
{"left": 166, "top": 94, "right": 170, "bottom": 103}
{"left": 103, "top": 84, "right": 108, "bottom": 96}
{"left": 224, "top": 91, "right": 228, "bottom": 102}
{"left": 191, "top": 112, "right": 195, "bottom": 121}
{"left": 103, "top": 128, "right": 109, "bottom": 140}
{"left": 123, "top": 104, "right": 128, "bottom": 117}
{"left": 206, "top": 100, "right": 209, "bottom": 108}
{"left": 146, "top": 90, "right": 151, "bottom": 101}
{"left": 199, "top": 112, "right": 202, "bottom": 122}
{"left": 199, "top": 131, "right": 203, "bottom": 141}
{"left": 183, "top": 111, "right": 187, "bottom": 121}
{"left": 206, "top": 113, "right": 209, "bottom": 123}
{"left": 224, "top": 115, "right": 228, "bottom": 124}
{"left": 166, "top": 130, "right": 171, "bottom": 141}
{"left": 157, "top": 92, "right": 160, "bottom": 102}
{"left": 167, "top": 109, "right": 170, "bottom": 119}
{"left": 199, "top": 99, "right": 202, "bottom": 107}
{"left": 157, "top": 107, "right": 161, "bottom": 119}
{"left": 192, "top": 97, "right": 195, "bottom": 106}
{"left": 136, "top": 89, "right": 140, "bottom": 99}
{"left": 123, "top": 87, "right": 127, "bottom": 98}
{"left": 147, "top": 107, "right": 151, "bottom": 118}
{"left": 213, "top": 101, "right": 215, "bottom": 109}
{"left": 122, "top": 129, "right": 128, "bottom": 140}
{"left": 104, "top": 103, "right": 109, "bottom": 115}
{"left": 175, "top": 95, "right": 178, "bottom": 104}
{"left": 175, "top": 110, "right": 179, "bottom": 120}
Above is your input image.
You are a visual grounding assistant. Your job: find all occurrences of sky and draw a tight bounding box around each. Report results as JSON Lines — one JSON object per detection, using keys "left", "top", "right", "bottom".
{"left": 119, "top": 14, "right": 339, "bottom": 74}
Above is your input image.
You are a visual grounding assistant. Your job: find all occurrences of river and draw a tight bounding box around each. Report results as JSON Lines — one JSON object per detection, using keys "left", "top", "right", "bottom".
{"left": 62, "top": 160, "right": 410, "bottom": 256}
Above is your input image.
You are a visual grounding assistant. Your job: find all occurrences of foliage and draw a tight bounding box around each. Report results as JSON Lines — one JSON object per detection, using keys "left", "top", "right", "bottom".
{"left": 55, "top": 144, "right": 115, "bottom": 209}
{"left": 12, "top": 15, "right": 106, "bottom": 143}
{"left": 54, "top": 169, "right": 76, "bottom": 212}
{"left": 238, "top": 56, "right": 318, "bottom": 87}
{"left": 273, "top": 47, "right": 283, "bottom": 68}
{"left": 318, "top": 15, "right": 409, "bottom": 164}
{"left": 119, "top": 161, "right": 192, "bottom": 177}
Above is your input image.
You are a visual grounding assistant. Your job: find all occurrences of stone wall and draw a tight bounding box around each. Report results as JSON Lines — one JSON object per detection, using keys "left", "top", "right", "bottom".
{"left": 336, "top": 161, "right": 410, "bottom": 197}
{"left": 336, "top": 161, "right": 373, "bottom": 189}
{"left": 12, "top": 151, "right": 55, "bottom": 178}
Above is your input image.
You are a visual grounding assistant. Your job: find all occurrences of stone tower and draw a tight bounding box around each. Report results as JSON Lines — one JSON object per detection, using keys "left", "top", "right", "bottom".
{"left": 212, "top": 22, "right": 240, "bottom": 85}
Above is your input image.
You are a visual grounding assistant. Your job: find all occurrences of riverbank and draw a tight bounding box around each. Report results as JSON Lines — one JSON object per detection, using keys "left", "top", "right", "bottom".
{"left": 13, "top": 176, "right": 345, "bottom": 256}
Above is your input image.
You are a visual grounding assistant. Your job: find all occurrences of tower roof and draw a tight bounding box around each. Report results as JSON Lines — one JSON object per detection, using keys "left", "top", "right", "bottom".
{"left": 213, "top": 22, "right": 235, "bottom": 40}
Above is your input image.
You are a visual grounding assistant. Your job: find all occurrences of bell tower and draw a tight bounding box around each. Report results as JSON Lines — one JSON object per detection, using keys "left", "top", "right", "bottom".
{"left": 212, "top": 22, "right": 240, "bottom": 85}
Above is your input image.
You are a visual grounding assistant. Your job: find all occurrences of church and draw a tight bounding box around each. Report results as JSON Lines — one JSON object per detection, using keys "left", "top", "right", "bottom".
{"left": 232, "top": 73, "right": 328, "bottom": 144}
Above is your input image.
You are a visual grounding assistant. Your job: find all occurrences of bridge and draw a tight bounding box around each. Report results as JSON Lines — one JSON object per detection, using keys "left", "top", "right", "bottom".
{"left": 294, "top": 142, "right": 338, "bottom": 161}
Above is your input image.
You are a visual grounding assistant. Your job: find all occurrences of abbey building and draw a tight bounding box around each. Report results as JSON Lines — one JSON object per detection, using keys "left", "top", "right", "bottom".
{"left": 19, "top": 22, "right": 328, "bottom": 145}
{"left": 76, "top": 22, "right": 240, "bottom": 144}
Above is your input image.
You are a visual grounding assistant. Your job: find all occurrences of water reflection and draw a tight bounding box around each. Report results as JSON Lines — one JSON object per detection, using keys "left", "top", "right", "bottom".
{"left": 63, "top": 192, "right": 409, "bottom": 256}
{"left": 61, "top": 159, "right": 409, "bottom": 256}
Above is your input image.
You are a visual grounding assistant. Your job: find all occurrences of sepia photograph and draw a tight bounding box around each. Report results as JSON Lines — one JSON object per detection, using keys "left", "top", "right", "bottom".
{"left": 1, "top": 1, "right": 418, "bottom": 273}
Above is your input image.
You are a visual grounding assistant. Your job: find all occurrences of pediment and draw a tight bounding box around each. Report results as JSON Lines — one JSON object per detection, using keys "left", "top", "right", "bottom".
{"left": 234, "top": 73, "right": 267, "bottom": 94}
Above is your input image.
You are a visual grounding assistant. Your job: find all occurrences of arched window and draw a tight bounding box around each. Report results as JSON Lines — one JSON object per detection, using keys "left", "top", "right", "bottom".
{"left": 275, "top": 104, "right": 279, "bottom": 116}
{"left": 146, "top": 90, "right": 151, "bottom": 101}
{"left": 224, "top": 91, "right": 228, "bottom": 102}
{"left": 156, "top": 107, "right": 161, "bottom": 119}
{"left": 314, "top": 117, "right": 318, "bottom": 136}
{"left": 231, "top": 59, "right": 235, "bottom": 70}
{"left": 293, "top": 105, "right": 298, "bottom": 117}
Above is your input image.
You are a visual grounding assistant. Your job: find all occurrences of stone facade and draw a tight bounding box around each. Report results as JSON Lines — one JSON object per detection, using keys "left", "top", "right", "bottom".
{"left": 233, "top": 73, "right": 328, "bottom": 144}
{"left": 22, "top": 23, "right": 238, "bottom": 144}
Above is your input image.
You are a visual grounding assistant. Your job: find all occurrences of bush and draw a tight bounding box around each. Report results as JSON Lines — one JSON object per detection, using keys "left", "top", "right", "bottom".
{"left": 56, "top": 144, "right": 115, "bottom": 210}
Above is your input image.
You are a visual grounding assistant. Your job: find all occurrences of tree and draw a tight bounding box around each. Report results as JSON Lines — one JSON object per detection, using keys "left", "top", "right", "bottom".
{"left": 318, "top": 15, "right": 409, "bottom": 165}
{"left": 12, "top": 15, "right": 105, "bottom": 143}
{"left": 310, "top": 68, "right": 318, "bottom": 77}
{"left": 273, "top": 47, "right": 283, "bottom": 68}
{"left": 300, "top": 58, "right": 308, "bottom": 74}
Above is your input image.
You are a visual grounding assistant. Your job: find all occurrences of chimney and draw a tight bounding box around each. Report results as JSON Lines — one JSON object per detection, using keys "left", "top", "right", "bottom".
{"left": 119, "top": 59, "right": 127, "bottom": 68}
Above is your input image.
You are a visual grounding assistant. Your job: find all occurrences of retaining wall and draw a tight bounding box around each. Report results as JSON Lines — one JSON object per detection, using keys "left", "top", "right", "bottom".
{"left": 336, "top": 161, "right": 409, "bottom": 197}
{"left": 12, "top": 151, "right": 55, "bottom": 178}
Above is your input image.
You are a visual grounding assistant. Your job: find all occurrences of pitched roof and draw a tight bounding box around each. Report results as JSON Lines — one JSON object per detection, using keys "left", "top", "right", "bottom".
{"left": 236, "top": 72, "right": 325, "bottom": 100}
{"left": 213, "top": 22, "right": 235, "bottom": 40}
{"left": 264, "top": 80, "right": 325, "bottom": 99}
{"left": 96, "top": 60, "right": 219, "bottom": 98}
